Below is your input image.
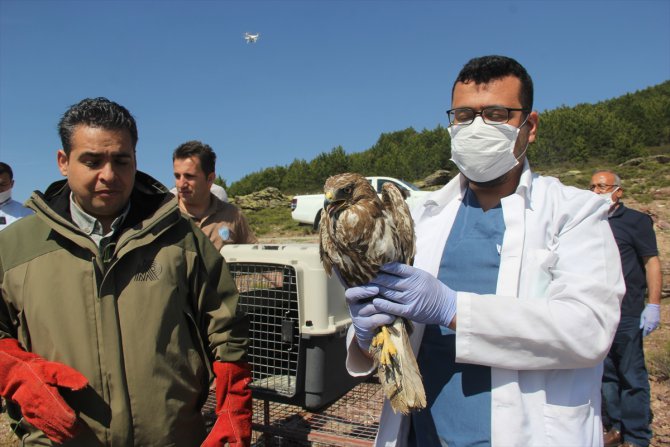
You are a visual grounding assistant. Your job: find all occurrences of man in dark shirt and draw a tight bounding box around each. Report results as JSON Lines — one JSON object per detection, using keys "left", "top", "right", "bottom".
{"left": 590, "top": 170, "right": 662, "bottom": 447}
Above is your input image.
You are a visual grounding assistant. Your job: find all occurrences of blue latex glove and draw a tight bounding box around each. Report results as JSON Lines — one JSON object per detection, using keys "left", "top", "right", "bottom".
{"left": 370, "top": 262, "right": 457, "bottom": 327}
{"left": 345, "top": 285, "right": 395, "bottom": 350}
{"left": 640, "top": 303, "right": 661, "bottom": 337}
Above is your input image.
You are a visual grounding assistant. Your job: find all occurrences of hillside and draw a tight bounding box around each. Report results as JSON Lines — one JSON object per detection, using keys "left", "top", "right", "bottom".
{"left": 224, "top": 80, "right": 670, "bottom": 197}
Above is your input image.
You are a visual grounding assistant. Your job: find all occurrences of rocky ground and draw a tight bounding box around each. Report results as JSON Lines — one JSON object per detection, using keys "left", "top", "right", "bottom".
{"left": 650, "top": 342, "right": 670, "bottom": 446}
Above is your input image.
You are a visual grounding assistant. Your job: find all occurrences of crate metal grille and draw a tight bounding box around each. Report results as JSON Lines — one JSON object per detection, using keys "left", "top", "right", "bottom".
{"left": 202, "top": 378, "right": 383, "bottom": 446}
{"left": 229, "top": 262, "right": 301, "bottom": 397}
{"left": 249, "top": 380, "right": 383, "bottom": 446}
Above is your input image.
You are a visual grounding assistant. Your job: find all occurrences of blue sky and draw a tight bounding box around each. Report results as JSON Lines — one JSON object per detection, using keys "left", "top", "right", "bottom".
{"left": 1, "top": 0, "right": 669, "bottom": 202}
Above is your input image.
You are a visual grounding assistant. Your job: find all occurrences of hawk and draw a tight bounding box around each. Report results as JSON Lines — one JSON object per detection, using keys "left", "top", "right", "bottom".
{"left": 318, "top": 173, "right": 426, "bottom": 414}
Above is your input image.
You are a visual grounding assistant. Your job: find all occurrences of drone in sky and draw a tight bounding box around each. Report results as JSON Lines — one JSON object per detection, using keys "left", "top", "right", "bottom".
{"left": 244, "top": 32, "right": 259, "bottom": 44}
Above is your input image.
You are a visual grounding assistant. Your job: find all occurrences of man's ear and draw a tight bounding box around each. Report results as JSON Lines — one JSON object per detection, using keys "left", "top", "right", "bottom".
{"left": 615, "top": 187, "right": 624, "bottom": 200}
{"left": 526, "top": 111, "right": 539, "bottom": 144}
{"left": 57, "top": 150, "right": 69, "bottom": 177}
{"left": 206, "top": 172, "right": 215, "bottom": 187}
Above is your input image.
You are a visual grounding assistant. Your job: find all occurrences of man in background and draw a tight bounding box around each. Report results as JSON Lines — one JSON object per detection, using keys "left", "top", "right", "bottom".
{"left": 0, "top": 162, "right": 33, "bottom": 231}
{"left": 173, "top": 140, "right": 257, "bottom": 250}
{"left": 0, "top": 97, "right": 251, "bottom": 446}
{"left": 591, "top": 170, "right": 662, "bottom": 447}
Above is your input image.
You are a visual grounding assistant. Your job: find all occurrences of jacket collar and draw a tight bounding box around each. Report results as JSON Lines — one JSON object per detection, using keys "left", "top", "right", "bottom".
{"left": 28, "top": 171, "right": 177, "bottom": 235}
{"left": 179, "top": 192, "right": 225, "bottom": 222}
{"left": 608, "top": 202, "right": 626, "bottom": 219}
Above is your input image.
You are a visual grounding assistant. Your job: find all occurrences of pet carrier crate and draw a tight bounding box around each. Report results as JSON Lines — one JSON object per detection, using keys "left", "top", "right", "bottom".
{"left": 221, "top": 243, "right": 365, "bottom": 410}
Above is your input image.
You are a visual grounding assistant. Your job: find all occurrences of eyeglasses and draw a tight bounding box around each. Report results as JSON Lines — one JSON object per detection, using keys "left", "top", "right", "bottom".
{"left": 589, "top": 183, "right": 619, "bottom": 192}
{"left": 446, "top": 106, "right": 530, "bottom": 126}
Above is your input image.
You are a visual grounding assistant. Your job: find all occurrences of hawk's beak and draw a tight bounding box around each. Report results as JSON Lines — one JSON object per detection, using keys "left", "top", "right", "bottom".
{"left": 324, "top": 191, "right": 334, "bottom": 209}
{"left": 324, "top": 190, "right": 344, "bottom": 216}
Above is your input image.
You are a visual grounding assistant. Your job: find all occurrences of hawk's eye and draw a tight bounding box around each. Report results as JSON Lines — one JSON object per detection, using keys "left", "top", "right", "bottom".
{"left": 343, "top": 186, "right": 352, "bottom": 194}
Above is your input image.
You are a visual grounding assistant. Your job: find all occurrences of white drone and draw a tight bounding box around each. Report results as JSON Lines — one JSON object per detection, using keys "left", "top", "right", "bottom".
{"left": 244, "top": 32, "right": 259, "bottom": 44}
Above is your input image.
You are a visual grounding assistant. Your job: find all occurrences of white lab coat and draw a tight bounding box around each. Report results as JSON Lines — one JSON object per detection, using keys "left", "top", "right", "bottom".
{"left": 346, "top": 161, "right": 624, "bottom": 446}
{"left": 0, "top": 198, "right": 33, "bottom": 231}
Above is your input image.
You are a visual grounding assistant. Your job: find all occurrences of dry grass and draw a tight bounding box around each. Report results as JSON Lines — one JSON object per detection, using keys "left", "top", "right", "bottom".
{"left": 0, "top": 401, "right": 17, "bottom": 447}
{"left": 648, "top": 302, "right": 670, "bottom": 446}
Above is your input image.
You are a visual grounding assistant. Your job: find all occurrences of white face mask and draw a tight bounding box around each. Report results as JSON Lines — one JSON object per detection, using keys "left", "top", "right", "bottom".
{"left": 598, "top": 188, "right": 619, "bottom": 207}
{"left": 0, "top": 188, "right": 11, "bottom": 205}
{"left": 448, "top": 117, "right": 526, "bottom": 183}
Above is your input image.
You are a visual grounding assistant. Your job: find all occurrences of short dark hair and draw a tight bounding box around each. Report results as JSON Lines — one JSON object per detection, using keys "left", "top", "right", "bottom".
{"left": 0, "top": 162, "right": 13, "bottom": 180}
{"left": 172, "top": 141, "right": 217, "bottom": 176}
{"left": 58, "top": 97, "right": 138, "bottom": 155}
{"left": 452, "top": 55, "right": 534, "bottom": 111}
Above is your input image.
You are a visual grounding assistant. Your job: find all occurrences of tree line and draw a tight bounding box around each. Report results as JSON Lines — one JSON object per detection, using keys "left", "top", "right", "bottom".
{"left": 225, "top": 80, "right": 670, "bottom": 197}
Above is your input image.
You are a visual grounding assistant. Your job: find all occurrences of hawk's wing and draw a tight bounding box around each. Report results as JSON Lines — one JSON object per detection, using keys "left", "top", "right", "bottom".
{"left": 319, "top": 197, "right": 387, "bottom": 287}
{"left": 381, "top": 183, "right": 416, "bottom": 265}
{"left": 319, "top": 174, "right": 426, "bottom": 415}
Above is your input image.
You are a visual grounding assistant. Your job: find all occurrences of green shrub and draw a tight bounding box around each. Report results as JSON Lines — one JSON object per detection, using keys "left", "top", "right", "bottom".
{"left": 648, "top": 340, "right": 670, "bottom": 381}
{"left": 245, "top": 206, "right": 313, "bottom": 237}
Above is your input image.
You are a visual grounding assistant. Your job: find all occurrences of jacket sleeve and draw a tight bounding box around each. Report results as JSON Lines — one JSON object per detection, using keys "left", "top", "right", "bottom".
{"left": 0, "top": 254, "right": 11, "bottom": 341}
{"left": 0, "top": 236, "right": 17, "bottom": 342}
{"left": 454, "top": 188, "right": 624, "bottom": 370}
{"left": 189, "top": 221, "right": 249, "bottom": 363}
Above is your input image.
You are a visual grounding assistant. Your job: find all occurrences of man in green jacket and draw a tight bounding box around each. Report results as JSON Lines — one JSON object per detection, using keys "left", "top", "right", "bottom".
{"left": 0, "top": 97, "right": 252, "bottom": 446}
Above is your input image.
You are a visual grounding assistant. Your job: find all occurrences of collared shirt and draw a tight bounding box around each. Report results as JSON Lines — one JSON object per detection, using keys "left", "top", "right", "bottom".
{"left": 69, "top": 193, "right": 130, "bottom": 252}
{"left": 0, "top": 198, "right": 33, "bottom": 231}
{"left": 180, "top": 194, "right": 257, "bottom": 250}
{"left": 608, "top": 202, "right": 658, "bottom": 317}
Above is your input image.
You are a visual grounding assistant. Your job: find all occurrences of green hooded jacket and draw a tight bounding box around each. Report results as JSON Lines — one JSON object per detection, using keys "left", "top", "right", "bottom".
{"left": 0, "top": 172, "right": 249, "bottom": 446}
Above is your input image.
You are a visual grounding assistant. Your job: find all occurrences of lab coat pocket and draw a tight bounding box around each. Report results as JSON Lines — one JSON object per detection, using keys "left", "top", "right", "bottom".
{"left": 543, "top": 401, "right": 593, "bottom": 446}
{"left": 525, "top": 249, "right": 558, "bottom": 299}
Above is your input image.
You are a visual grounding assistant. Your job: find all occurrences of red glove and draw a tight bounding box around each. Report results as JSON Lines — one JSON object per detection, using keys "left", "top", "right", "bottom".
{"left": 201, "top": 361, "right": 252, "bottom": 447}
{"left": 0, "top": 338, "right": 88, "bottom": 444}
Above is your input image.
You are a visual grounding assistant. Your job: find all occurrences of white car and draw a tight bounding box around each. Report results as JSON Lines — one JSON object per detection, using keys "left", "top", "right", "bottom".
{"left": 290, "top": 176, "right": 430, "bottom": 230}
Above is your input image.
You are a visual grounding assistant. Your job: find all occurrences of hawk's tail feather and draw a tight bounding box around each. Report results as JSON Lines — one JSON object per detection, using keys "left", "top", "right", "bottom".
{"left": 370, "top": 317, "right": 426, "bottom": 415}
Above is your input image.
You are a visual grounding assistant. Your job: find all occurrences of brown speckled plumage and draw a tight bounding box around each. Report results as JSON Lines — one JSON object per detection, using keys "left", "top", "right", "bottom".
{"left": 319, "top": 173, "right": 426, "bottom": 414}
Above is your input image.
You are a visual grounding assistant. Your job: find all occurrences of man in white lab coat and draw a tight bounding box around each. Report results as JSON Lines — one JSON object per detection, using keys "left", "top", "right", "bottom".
{"left": 345, "top": 55, "right": 624, "bottom": 446}
{"left": 0, "top": 162, "right": 33, "bottom": 231}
